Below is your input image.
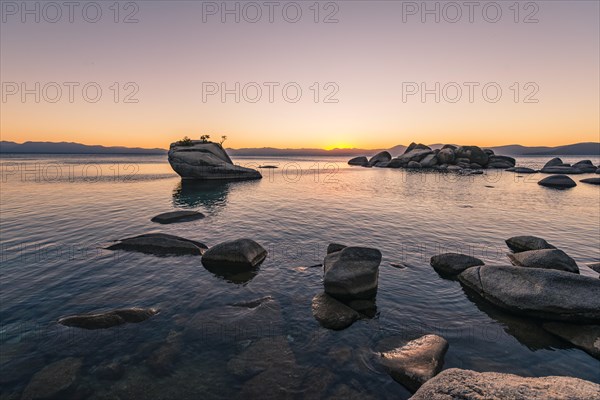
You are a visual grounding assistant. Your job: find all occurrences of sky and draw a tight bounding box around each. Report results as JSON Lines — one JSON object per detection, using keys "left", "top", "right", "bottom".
{"left": 1, "top": 1, "right": 599, "bottom": 149}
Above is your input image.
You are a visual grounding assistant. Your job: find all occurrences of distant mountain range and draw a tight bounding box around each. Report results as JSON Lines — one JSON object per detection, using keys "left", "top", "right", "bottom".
{"left": 1, "top": 141, "right": 599, "bottom": 157}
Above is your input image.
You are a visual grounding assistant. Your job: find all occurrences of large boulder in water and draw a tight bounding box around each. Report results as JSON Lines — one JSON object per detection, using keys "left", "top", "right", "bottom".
{"left": 459, "top": 265, "right": 600, "bottom": 322}
{"left": 368, "top": 151, "right": 392, "bottom": 167}
{"left": 430, "top": 253, "right": 484, "bottom": 276}
{"left": 505, "top": 235, "right": 556, "bottom": 253}
{"left": 106, "top": 233, "right": 207, "bottom": 256}
{"left": 201, "top": 238, "right": 267, "bottom": 270}
{"left": 436, "top": 148, "right": 455, "bottom": 165}
{"left": 379, "top": 334, "right": 449, "bottom": 392}
{"left": 455, "top": 146, "right": 489, "bottom": 166}
{"left": 573, "top": 160, "right": 597, "bottom": 172}
{"left": 168, "top": 141, "right": 261, "bottom": 180}
{"left": 410, "top": 368, "right": 600, "bottom": 400}
{"left": 538, "top": 175, "right": 577, "bottom": 188}
{"left": 323, "top": 246, "right": 382, "bottom": 300}
{"left": 507, "top": 249, "right": 579, "bottom": 273}
{"left": 348, "top": 156, "right": 368, "bottom": 166}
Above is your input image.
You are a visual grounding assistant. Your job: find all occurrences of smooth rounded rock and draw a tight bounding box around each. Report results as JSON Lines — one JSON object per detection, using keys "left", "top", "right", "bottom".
{"left": 541, "top": 166, "right": 584, "bottom": 174}
{"left": 379, "top": 334, "right": 449, "bottom": 392}
{"left": 168, "top": 141, "right": 262, "bottom": 181}
{"left": 543, "top": 157, "right": 563, "bottom": 168}
{"left": 323, "top": 246, "right": 382, "bottom": 300}
{"left": 151, "top": 210, "right": 205, "bottom": 224}
{"left": 455, "top": 146, "right": 489, "bottom": 166}
{"left": 367, "top": 151, "right": 392, "bottom": 167}
{"left": 201, "top": 238, "right": 267, "bottom": 269}
{"left": 459, "top": 265, "right": 600, "bottom": 322}
{"left": 580, "top": 178, "right": 600, "bottom": 185}
{"left": 436, "top": 148, "right": 455, "bottom": 165}
{"left": 538, "top": 175, "right": 577, "bottom": 189}
{"left": 407, "top": 161, "right": 422, "bottom": 169}
{"left": 511, "top": 167, "right": 537, "bottom": 173}
{"left": 327, "top": 243, "right": 347, "bottom": 254}
{"left": 410, "top": 368, "right": 600, "bottom": 400}
{"left": 430, "top": 253, "right": 484, "bottom": 276}
{"left": 505, "top": 235, "right": 556, "bottom": 253}
{"left": 106, "top": 233, "right": 207, "bottom": 256}
{"left": 507, "top": 249, "right": 579, "bottom": 273}
{"left": 348, "top": 156, "right": 368, "bottom": 166}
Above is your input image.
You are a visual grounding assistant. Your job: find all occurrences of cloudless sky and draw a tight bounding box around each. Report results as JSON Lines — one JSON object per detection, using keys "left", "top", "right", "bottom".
{"left": 1, "top": 0, "right": 599, "bottom": 149}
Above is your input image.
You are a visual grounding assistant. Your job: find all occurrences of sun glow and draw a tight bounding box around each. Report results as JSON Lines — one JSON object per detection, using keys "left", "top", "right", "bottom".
{"left": 324, "top": 143, "right": 355, "bottom": 151}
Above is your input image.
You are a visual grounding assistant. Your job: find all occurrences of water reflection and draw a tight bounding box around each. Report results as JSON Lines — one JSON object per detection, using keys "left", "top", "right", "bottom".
{"left": 172, "top": 180, "right": 259, "bottom": 211}
{"left": 202, "top": 263, "right": 259, "bottom": 285}
{"left": 460, "top": 285, "right": 567, "bottom": 351}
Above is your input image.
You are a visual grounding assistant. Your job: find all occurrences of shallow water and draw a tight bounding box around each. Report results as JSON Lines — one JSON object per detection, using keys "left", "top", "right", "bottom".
{"left": 1, "top": 154, "right": 599, "bottom": 399}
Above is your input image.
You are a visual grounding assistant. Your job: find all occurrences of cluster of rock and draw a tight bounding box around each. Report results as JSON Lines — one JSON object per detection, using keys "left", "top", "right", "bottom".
{"left": 311, "top": 244, "right": 382, "bottom": 330}
{"left": 430, "top": 235, "right": 600, "bottom": 360}
{"left": 540, "top": 157, "right": 600, "bottom": 174}
{"left": 349, "top": 143, "right": 516, "bottom": 171}
{"left": 168, "top": 141, "right": 262, "bottom": 181}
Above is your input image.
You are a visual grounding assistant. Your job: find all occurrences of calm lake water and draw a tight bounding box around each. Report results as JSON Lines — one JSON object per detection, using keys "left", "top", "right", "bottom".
{"left": 1, "top": 153, "right": 599, "bottom": 399}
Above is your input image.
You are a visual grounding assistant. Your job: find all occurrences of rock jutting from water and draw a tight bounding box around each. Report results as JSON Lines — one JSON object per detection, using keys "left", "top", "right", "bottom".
{"left": 538, "top": 174, "right": 577, "bottom": 189}
{"left": 505, "top": 235, "right": 556, "bottom": 253}
{"left": 348, "top": 144, "right": 516, "bottom": 172}
{"left": 580, "top": 177, "right": 600, "bottom": 185}
{"left": 106, "top": 233, "right": 208, "bottom": 256}
{"left": 507, "top": 249, "right": 579, "bottom": 274}
{"left": 201, "top": 238, "right": 268, "bottom": 269}
{"left": 151, "top": 210, "right": 205, "bottom": 224}
{"left": 459, "top": 265, "right": 600, "bottom": 322}
{"left": 540, "top": 157, "right": 599, "bottom": 174}
{"left": 410, "top": 368, "right": 600, "bottom": 400}
{"left": 430, "top": 253, "right": 485, "bottom": 276}
{"left": 58, "top": 307, "right": 159, "bottom": 329}
{"left": 311, "top": 244, "right": 382, "bottom": 330}
{"left": 168, "top": 140, "right": 262, "bottom": 180}
{"left": 378, "top": 334, "right": 449, "bottom": 392}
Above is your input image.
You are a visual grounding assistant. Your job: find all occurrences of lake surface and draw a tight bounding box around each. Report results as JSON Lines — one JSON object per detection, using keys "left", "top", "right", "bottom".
{"left": 1, "top": 153, "right": 599, "bottom": 399}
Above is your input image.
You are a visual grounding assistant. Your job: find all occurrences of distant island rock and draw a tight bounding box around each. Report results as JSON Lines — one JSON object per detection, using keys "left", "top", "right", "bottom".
{"left": 168, "top": 141, "right": 262, "bottom": 181}
{"left": 349, "top": 143, "right": 516, "bottom": 171}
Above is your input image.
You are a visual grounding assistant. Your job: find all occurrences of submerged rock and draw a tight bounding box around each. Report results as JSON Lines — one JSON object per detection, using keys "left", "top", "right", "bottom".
{"left": 323, "top": 246, "right": 382, "bottom": 300}
{"left": 379, "top": 334, "right": 448, "bottom": 392}
{"left": 538, "top": 174, "right": 577, "bottom": 189}
{"left": 543, "top": 322, "right": 600, "bottom": 359}
{"left": 410, "top": 368, "right": 600, "bottom": 400}
{"left": 21, "top": 357, "right": 83, "bottom": 400}
{"left": 507, "top": 249, "right": 579, "bottom": 274}
{"left": 151, "top": 210, "right": 205, "bottom": 224}
{"left": 580, "top": 177, "right": 600, "bottom": 185}
{"left": 107, "top": 233, "right": 207, "bottom": 256}
{"left": 430, "top": 253, "right": 484, "bottom": 276}
{"left": 227, "top": 335, "right": 296, "bottom": 378}
{"left": 311, "top": 292, "right": 360, "bottom": 330}
{"left": 505, "top": 235, "right": 556, "bottom": 253}
{"left": 367, "top": 151, "right": 392, "bottom": 167}
{"left": 348, "top": 156, "right": 368, "bottom": 166}
{"left": 459, "top": 265, "right": 600, "bottom": 322}
{"left": 201, "top": 238, "right": 267, "bottom": 269}
{"left": 168, "top": 141, "right": 261, "bottom": 181}
{"left": 58, "top": 307, "right": 159, "bottom": 329}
